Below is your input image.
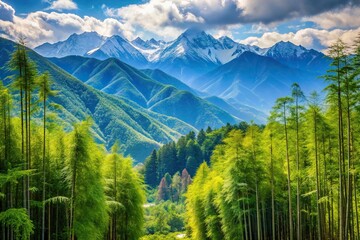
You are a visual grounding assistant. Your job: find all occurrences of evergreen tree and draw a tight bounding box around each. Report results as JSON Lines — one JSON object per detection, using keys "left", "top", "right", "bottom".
{"left": 186, "top": 140, "right": 202, "bottom": 176}
{"left": 144, "top": 150, "right": 158, "bottom": 188}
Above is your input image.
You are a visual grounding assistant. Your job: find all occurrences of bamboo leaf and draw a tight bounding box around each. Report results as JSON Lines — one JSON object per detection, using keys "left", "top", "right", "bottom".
{"left": 45, "top": 196, "right": 70, "bottom": 205}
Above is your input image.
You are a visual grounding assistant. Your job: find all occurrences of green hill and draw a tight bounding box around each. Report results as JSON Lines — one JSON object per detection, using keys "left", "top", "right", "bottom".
{"left": 49, "top": 55, "right": 239, "bottom": 129}
{"left": 0, "top": 37, "right": 197, "bottom": 162}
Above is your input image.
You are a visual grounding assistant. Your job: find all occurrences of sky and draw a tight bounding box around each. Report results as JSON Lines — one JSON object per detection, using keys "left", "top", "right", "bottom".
{"left": 0, "top": 0, "right": 360, "bottom": 51}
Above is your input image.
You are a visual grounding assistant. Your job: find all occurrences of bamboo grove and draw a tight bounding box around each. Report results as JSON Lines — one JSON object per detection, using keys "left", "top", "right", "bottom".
{"left": 0, "top": 43, "right": 146, "bottom": 239}
{"left": 185, "top": 39, "right": 360, "bottom": 240}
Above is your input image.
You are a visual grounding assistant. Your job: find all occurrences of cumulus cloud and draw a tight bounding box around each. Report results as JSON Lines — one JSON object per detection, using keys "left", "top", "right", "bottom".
{"left": 239, "top": 27, "right": 360, "bottom": 51}
{"left": 0, "top": 7, "right": 134, "bottom": 47}
{"left": 48, "top": 0, "right": 78, "bottom": 11}
{"left": 104, "top": 0, "right": 358, "bottom": 39}
{"left": 0, "top": 0, "right": 15, "bottom": 22}
{"left": 305, "top": 6, "right": 360, "bottom": 29}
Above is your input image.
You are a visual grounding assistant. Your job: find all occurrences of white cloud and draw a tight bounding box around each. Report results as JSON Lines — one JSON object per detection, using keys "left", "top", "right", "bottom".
{"left": 1, "top": 0, "right": 360, "bottom": 51}
{"left": 239, "top": 27, "right": 360, "bottom": 51}
{"left": 103, "top": 0, "right": 358, "bottom": 40}
{"left": 103, "top": 0, "right": 208, "bottom": 40}
{"left": 0, "top": 0, "right": 15, "bottom": 22}
{"left": 48, "top": 0, "right": 78, "bottom": 11}
{"left": 305, "top": 6, "right": 360, "bottom": 29}
{"left": 0, "top": 9, "right": 134, "bottom": 48}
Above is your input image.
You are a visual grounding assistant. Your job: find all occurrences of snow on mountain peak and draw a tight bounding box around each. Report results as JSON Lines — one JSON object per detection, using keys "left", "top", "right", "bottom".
{"left": 35, "top": 31, "right": 106, "bottom": 57}
{"left": 132, "top": 37, "right": 153, "bottom": 49}
{"left": 266, "top": 41, "right": 308, "bottom": 58}
{"left": 34, "top": 29, "right": 325, "bottom": 78}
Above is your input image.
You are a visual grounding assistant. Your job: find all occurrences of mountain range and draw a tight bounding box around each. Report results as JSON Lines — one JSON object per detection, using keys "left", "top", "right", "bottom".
{"left": 47, "top": 55, "right": 241, "bottom": 129}
{"left": 1, "top": 37, "right": 257, "bottom": 161}
{"left": 35, "top": 29, "right": 330, "bottom": 112}
{"left": 0, "top": 29, "right": 333, "bottom": 161}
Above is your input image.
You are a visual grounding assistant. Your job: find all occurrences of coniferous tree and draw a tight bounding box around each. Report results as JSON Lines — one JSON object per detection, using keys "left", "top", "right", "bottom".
{"left": 144, "top": 150, "right": 158, "bottom": 188}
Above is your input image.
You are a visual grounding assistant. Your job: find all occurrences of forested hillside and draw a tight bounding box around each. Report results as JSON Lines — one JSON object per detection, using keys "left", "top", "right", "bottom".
{"left": 0, "top": 42, "right": 145, "bottom": 239}
{"left": 185, "top": 39, "right": 360, "bottom": 240}
{"left": 142, "top": 39, "right": 360, "bottom": 240}
{"left": 0, "top": 37, "right": 199, "bottom": 162}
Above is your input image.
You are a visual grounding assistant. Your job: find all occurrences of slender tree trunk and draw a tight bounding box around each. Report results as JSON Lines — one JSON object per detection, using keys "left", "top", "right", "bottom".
{"left": 336, "top": 59, "right": 344, "bottom": 240}
{"left": 250, "top": 127, "right": 262, "bottom": 240}
{"left": 114, "top": 154, "right": 117, "bottom": 239}
{"left": 20, "top": 84, "right": 26, "bottom": 209}
{"left": 70, "top": 159, "right": 77, "bottom": 240}
{"left": 42, "top": 96, "right": 46, "bottom": 240}
{"left": 261, "top": 200, "right": 266, "bottom": 240}
{"left": 295, "top": 98, "right": 301, "bottom": 240}
{"left": 243, "top": 196, "right": 248, "bottom": 240}
{"left": 27, "top": 89, "right": 31, "bottom": 213}
{"left": 283, "top": 102, "right": 293, "bottom": 240}
{"left": 270, "top": 133, "right": 276, "bottom": 240}
{"left": 354, "top": 176, "right": 359, "bottom": 240}
{"left": 255, "top": 183, "right": 261, "bottom": 240}
{"left": 314, "top": 110, "right": 322, "bottom": 240}
{"left": 48, "top": 204, "right": 51, "bottom": 240}
{"left": 247, "top": 192, "right": 252, "bottom": 240}
{"left": 344, "top": 70, "right": 352, "bottom": 240}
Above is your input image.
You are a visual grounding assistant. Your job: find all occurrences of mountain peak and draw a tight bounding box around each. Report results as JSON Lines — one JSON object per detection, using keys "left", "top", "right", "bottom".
{"left": 132, "top": 36, "right": 147, "bottom": 45}
{"left": 266, "top": 40, "right": 308, "bottom": 58}
{"left": 182, "top": 27, "right": 206, "bottom": 37}
{"left": 148, "top": 38, "right": 161, "bottom": 46}
{"left": 218, "top": 36, "right": 237, "bottom": 48}
{"left": 179, "top": 28, "right": 211, "bottom": 44}
{"left": 68, "top": 31, "right": 102, "bottom": 39}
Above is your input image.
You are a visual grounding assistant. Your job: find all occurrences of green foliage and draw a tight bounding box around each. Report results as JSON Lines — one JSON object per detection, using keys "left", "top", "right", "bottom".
{"left": 141, "top": 232, "right": 190, "bottom": 240}
{"left": 144, "top": 122, "right": 246, "bottom": 188}
{"left": 103, "top": 149, "right": 146, "bottom": 240}
{"left": 67, "top": 120, "right": 108, "bottom": 240}
{"left": 144, "top": 149, "right": 158, "bottom": 188}
{"left": 0, "top": 208, "right": 34, "bottom": 240}
{"left": 144, "top": 201, "right": 186, "bottom": 235}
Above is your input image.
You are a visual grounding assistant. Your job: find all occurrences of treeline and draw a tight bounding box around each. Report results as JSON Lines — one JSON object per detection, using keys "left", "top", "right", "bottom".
{"left": 143, "top": 122, "right": 250, "bottom": 189}
{"left": 0, "top": 43, "right": 145, "bottom": 239}
{"left": 186, "top": 39, "right": 360, "bottom": 240}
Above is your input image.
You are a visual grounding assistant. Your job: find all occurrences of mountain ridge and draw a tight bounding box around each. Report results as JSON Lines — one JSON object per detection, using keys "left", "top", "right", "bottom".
{"left": 0, "top": 37, "right": 200, "bottom": 162}
{"left": 48, "top": 55, "right": 245, "bottom": 128}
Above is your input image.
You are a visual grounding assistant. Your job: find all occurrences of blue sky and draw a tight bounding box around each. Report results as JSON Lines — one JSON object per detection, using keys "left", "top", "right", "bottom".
{"left": 1, "top": 0, "right": 360, "bottom": 51}
{"left": 5, "top": 0, "right": 144, "bottom": 18}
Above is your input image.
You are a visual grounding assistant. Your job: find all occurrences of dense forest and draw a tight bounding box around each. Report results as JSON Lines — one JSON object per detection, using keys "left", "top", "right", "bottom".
{"left": 184, "top": 39, "right": 360, "bottom": 240}
{"left": 142, "top": 38, "right": 360, "bottom": 240}
{"left": 0, "top": 43, "right": 145, "bottom": 239}
{"left": 1, "top": 37, "right": 360, "bottom": 240}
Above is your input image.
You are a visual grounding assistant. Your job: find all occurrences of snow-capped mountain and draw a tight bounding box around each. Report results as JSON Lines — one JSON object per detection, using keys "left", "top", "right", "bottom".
{"left": 35, "top": 32, "right": 107, "bottom": 58}
{"left": 131, "top": 37, "right": 166, "bottom": 50}
{"left": 151, "top": 28, "right": 265, "bottom": 82}
{"left": 35, "top": 30, "right": 327, "bottom": 75}
{"left": 34, "top": 29, "right": 329, "bottom": 106}
{"left": 130, "top": 37, "right": 168, "bottom": 62}
{"left": 35, "top": 32, "right": 148, "bottom": 68}
{"left": 157, "top": 28, "right": 258, "bottom": 65}
{"left": 87, "top": 35, "right": 148, "bottom": 68}
{"left": 263, "top": 41, "right": 330, "bottom": 73}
